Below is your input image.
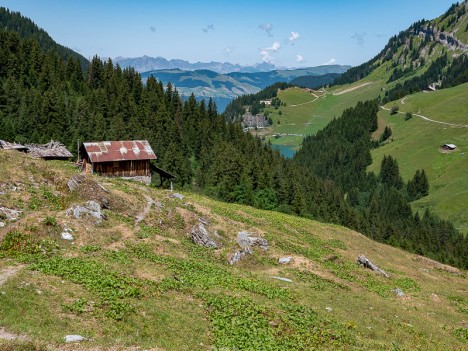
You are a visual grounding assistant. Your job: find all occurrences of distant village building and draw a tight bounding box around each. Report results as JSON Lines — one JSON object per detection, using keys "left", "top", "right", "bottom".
{"left": 25, "top": 140, "right": 73, "bottom": 160}
{"left": 243, "top": 112, "right": 270, "bottom": 129}
{"left": 260, "top": 99, "right": 272, "bottom": 106}
{"left": 440, "top": 143, "right": 458, "bottom": 152}
{"left": 0, "top": 140, "right": 28, "bottom": 152}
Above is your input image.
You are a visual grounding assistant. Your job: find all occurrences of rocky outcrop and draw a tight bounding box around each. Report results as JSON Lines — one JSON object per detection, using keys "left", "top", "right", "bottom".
{"left": 418, "top": 26, "right": 468, "bottom": 52}
{"left": 66, "top": 201, "right": 105, "bottom": 224}
{"left": 0, "top": 206, "right": 22, "bottom": 221}
{"left": 237, "top": 231, "right": 268, "bottom": 250}
{"left": 67, "top": 175, "right": 110, "bottom": 209}
{"left": 191, "top": 220, "right": 218, "bottom": 248}
{"left": 229, "top": 232, "right": 268, "bottom": 264}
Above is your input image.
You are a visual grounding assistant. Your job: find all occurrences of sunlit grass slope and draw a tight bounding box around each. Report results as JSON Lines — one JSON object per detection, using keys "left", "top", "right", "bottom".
{"left": 369, "top": 82, "right": 468, "bottom": 233}
{"left": 0, "top": 151, "right": 466, "bottom": 350}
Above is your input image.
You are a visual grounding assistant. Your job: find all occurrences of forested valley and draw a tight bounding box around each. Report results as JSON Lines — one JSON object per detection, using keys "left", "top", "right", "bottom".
{"left": 0, "top": 28, "right": 467, "bottom": 269}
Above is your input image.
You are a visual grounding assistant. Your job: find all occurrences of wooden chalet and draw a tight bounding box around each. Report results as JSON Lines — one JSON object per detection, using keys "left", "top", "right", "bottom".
{"left": 0, "top": 140, "right": 28, "bottom": 152}
{"left": 441, "top": 143, "right": 457, "bottom": 151}
{"left": 79, "top": 139, "right": 159, "bottom": 178}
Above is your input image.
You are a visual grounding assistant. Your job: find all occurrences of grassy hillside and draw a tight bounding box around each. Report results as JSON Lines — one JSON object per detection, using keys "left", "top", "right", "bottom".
{"left": 0, "top": 150, "right": 466, "bottom": 350}
{"left": 248, "top": 2, "right": 468, "bottom": 150}
{"left": 369, "top": 82, "right": 468, "bottom": 233}
{"left": 259, "top": 72, "right": 388, "bottom": 150}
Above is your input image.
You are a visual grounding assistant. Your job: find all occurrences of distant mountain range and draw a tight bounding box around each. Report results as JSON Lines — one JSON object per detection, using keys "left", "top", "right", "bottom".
{"left": 113, "top": 56, "right": 278, "bottom": 74}
{"left": 140, "top": 65, "right": 351, "bottom": 111}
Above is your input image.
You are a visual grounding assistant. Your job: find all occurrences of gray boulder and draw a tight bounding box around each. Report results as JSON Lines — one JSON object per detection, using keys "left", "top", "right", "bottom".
{"left": 237, "top": 231, "right": 268, "bottom": 250}
{"left": 66, "top": 201, "right": 105, "bottom": 224}
{"left": 278, "top": 257, "right": 292, "bottom": 264}
{"left": 64, "top": 335, "right": 88, "bottom": 343}
{"left": 391, "top": 288, "right": 405, "bottom": 297}
{"left": 191, "top": 222, "right": 218, "bottom": 248}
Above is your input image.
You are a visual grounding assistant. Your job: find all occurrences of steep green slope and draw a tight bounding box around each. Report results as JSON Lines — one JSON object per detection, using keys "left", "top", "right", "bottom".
{"left": 243, "top": 2, "right": 468, "bottom": 149}
{"left": 258, "top": 72, "right": 388, "bottom": 149}
{"left": 0, "top": 151, "right": 466, "bottom": 350}
{"left": 333, "top": 2, "right": 468, "bottom": 88}
{"left": 369, "top": 82, "right": 468, "bottom": 233}
{"left": 0, "top": 7, "right": 89, "bottom": 69}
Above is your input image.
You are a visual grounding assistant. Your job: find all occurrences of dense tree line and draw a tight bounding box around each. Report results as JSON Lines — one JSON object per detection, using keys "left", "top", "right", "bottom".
{"left": 0, "top": 29, "right": 355, "bottom": 225}
{"left": 289, "top": 73, "right": 341, "bottom": 89}
{"left": 0, "top": 26, "right": 466, "bottom": 268}
{"left": 440, "top": 53, "right": 468, "bottom": 89}
{"left": 383, "top": 51, "right": 468, "bottom": 102}
{"left": 382, "top": 53, "right": 448, "bottom": 102}
{"left": 0, "top": 7, "right": 89, "bottom": 70}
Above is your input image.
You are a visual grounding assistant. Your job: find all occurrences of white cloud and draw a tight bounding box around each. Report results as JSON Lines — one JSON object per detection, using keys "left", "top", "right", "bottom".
{"left": 224, "top": 47, "right": 232, "bottom": 54}
{"left": 323, "top": 58, "right": 336, "bottom": 65}
{"left": 289, "top": 31, "right": 300, "bottom": 42}
{"left": 259, "top": 23, "right": 273, "bottom": 37}
{"left": 260, "top": 50, "right": 273, "bottom": 63}
{"left": 296, "top": 54, "right": 304, "bottom": 63}
{"left": 260, "top": 41, "right": 281, "bottom": 62}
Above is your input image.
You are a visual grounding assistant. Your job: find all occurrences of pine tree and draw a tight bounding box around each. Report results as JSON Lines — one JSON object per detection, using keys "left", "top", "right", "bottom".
{"left": 379, "top": 155, "right": 403, "bottom": 189}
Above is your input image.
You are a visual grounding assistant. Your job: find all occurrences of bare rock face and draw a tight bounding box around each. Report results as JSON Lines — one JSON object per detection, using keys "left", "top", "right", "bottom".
{"left": 191, "top": 221, "right": 218, "bottom": 248}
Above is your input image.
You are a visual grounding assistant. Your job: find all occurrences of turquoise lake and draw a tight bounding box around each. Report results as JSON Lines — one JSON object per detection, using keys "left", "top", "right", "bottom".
{"left": 271, "top": 144, "right": 296, "bottom": 158}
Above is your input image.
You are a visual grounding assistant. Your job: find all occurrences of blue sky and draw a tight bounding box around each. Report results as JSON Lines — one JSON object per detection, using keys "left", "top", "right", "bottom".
{"left": 1, "top": 0, "right": 458, "bottom": 67}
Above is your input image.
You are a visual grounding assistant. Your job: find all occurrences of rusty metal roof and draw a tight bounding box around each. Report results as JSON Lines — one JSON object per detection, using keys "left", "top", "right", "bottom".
{"left": 82, "top": 140, "right": 157, "bottom": 163}
{"left": 0, "top": 140, "right": 27, "bottom": 151}
{"left": 25, "top": 140, "right": 73, "bottom": 159}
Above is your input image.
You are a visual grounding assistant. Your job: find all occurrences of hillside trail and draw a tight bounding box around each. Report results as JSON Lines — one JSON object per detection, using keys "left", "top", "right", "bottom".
{"left": 380, "top": 105, "right": 468, "bottom": 128}
{"left": 290, "top": 92, "right": 319, "bottom": 107}
{"left": 134, "top": 188, "right": 159, "bottom": 229}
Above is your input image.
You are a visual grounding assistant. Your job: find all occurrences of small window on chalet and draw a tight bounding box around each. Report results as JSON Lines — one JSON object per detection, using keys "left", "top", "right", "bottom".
{"left": 113, "top": 161, "right": 120, "bottom": 168}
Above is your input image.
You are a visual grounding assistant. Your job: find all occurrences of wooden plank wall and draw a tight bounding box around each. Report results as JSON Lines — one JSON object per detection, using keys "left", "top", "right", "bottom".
{"left": 93, "top": 160, "right": 150, "bottom": 177}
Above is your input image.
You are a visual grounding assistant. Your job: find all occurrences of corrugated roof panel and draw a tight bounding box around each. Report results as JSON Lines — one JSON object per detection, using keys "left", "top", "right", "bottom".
{"left": 83, "top": 140, "right": 157, "bottom": 163}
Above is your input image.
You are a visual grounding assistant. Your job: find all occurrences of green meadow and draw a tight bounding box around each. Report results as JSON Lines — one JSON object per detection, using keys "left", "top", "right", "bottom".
{"left": 369, "top": 82, "right": 468, "bottom": 233}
